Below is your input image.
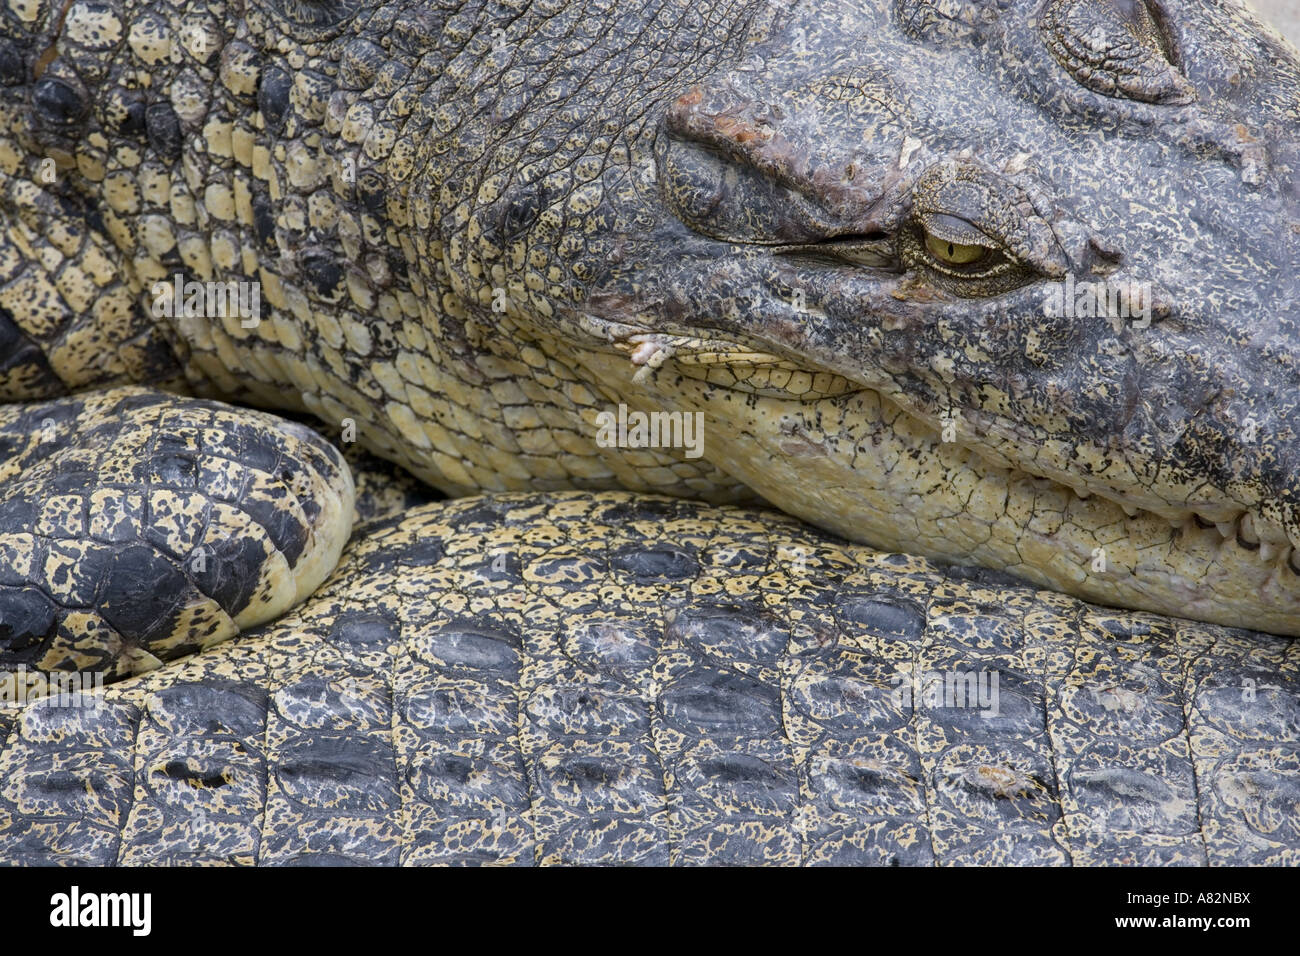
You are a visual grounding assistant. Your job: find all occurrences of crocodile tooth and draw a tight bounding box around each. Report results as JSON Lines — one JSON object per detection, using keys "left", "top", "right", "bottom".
{"left": 1254, "top": 515, "right": 1290, "bottom": 544}
{"left": 1237, "top": 513, "right": 1261, "bottom": 551}
{"left": 1260, "top": 540, "right": 1280, "bottom": 561}
{"left": 1121, "top": 503, "right": 1139, "bottom": 518}
{"left": 1215, "top": 521, "right": 1236, "bottom": 539}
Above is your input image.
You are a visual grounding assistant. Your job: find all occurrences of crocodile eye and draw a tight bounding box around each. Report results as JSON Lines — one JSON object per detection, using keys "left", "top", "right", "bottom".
{"left": 900, "top": 163, "right": 1069, "bottom": 297}
{"left": 923, "top": 230, "right": 989, "bottom": 266}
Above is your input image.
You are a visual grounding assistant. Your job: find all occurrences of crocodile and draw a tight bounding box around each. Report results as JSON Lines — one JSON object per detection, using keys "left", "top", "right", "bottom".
{"left": 0, "top": 0, "right": 1297, "bottom": 863}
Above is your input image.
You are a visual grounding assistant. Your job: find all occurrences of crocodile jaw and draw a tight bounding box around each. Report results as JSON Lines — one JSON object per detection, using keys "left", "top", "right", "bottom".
{"left": 574, "top": 344, "right": 1300, "bottom": 636}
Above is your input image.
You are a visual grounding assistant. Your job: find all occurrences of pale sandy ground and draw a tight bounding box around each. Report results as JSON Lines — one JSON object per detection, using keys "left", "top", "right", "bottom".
{"left": 1249, "top": 0, "right": 1300, "bottom": 47}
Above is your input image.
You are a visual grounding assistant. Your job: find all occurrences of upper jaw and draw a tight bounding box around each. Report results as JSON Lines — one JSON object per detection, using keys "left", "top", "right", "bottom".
{"left": 595, "top": 226, "right": 1300, "bottom": 564}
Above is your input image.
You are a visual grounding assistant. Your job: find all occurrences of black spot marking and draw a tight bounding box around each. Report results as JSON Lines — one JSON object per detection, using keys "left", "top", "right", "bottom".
{"left": 145, "top": 102, "right": 182, "bottom": 160}
{"left": 251, "top": 191, "right": 277, "bottom": 248}
{"left": 257, "top": 65, "right": 292, "bottom": 132}
{"left": 300, "top": 248, "right": 344, "bottom": 296}
{"left": 160, "top": 760, "right": 230, "bottom": 788}
{"left": 33, "top": 76, "right": 87, "bottom": 125}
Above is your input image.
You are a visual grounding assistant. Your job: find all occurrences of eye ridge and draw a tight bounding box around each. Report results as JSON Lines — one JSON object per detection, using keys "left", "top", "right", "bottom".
{"left": 269, "top": 0, "right": 357, "bottom": 32}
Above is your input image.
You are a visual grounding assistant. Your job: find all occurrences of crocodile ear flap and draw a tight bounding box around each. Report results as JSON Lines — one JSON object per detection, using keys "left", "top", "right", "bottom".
{"left": 1039, "top": 0, "right": 1196, "bottom": 105}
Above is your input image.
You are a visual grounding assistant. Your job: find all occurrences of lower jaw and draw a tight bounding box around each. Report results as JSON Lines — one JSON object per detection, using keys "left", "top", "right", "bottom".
{"left": 636, "top": 377, "right": 1300, "bottom": 638}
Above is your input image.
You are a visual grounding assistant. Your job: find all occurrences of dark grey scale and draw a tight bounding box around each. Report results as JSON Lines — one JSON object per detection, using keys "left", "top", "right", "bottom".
{"left": 405, "top": 744, "right": 533, "bottom": 865}
{"left": 0, "top": 586, "right": 60, "bottom": 664}
{"left": 529, "top": 742, "right": 669, "bottom": 864}
{"left": 91, "top": 544, "right": 194, "bottom": 644}
{"left": 273, "top": 734, "right": 400, "bottom": 816}
{"left": 144, "top": 100, "right": 183, "bottom": 160}
{"left": 608, "top": 542, "right": 699, "bottom": 581}
{"left": 660, "top": 666, "right": 783, "bottom": 739}
{"left": 0, "top": 697, "right": 141, "bottom": 866}
{"left": 1201, "top": 749, "right": 1300, "bottom": 857}
{"left": 0, "top": 37, "right": 23, "bottom": 86}
{"left": 833, "top": 592, "right": 928, "bottom": 643}
{"left": 524, "top": 616, "right": 668, "bottom": 863}
{"left": 1060, "top": 645, "right": 1186, "bottom": 743}
{"left": 0, "top": 306, "right": 65, "bottom": 398}
{"left": 920, "top": 665, "right": 1045, "bottom": 739}
{"left": 255, "top": 63, "right": 293, "bottom": 132}
{"left": 260, "top": 665, "right": 402, "bottom": 865}
{"left": 666, "top": 604, "right": 788, "bottom": 664}
{"left": 1065, "top": 743, "right": 1201, "bottom": 836}
{"left": 802, "top": 732, "right": 934, "bottom": 866}
{"left": 1188, "top": 653, "right": 1300, "bottom": 742}
{"left": 936, "top": 745, "right": 1061, "bottom": 824}
{"left": 667, "top": 740, "right": 799, "bottom": 865}
{"left": 421, "top": 623, "right": 522, "bottom": 678}
{"left": 183, "top": 534, "right": 274, "bottom": 619}
{"left": 31, "top": 65, "right": 90, "bottom": 129}
{"left": 785, "top": 644, "right": 912, "bottom": 735}
{"left": 402, "top": 618, "right": 531, "bottom": 864}
{"left": 561, "top": 616, "right": 660, "bottom": 680}
{"left": 144, "top": 681, "right": 269, "bottom": 738}
{"left": 465, "top": 545, "right": 522, "bottom": 581}
{"left": 328, "top": 609, "right": 401, "bottom": 648}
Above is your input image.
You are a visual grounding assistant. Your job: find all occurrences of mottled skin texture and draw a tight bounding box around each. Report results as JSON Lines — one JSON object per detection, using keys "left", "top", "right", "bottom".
{"left": 0, "top": 388, "right": 353, "bottom": 681}
{"left": 1, "top": 0, "right": 1299, "bottom": 631}
{"left": 0, "top": 0, "right": 1298, "bottom": 863}
{"left": 2, "top": 490, "right": 1298, "bottom": 866}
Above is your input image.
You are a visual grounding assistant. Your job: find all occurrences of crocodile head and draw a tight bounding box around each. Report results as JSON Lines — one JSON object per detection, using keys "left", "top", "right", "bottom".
{"left": 554, "top": 0, "right": 1300, "bottom": 635}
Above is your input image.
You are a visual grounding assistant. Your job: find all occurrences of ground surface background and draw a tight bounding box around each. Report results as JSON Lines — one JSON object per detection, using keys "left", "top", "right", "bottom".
{"left": 1251, "top": 0, "right": 1299, "bottom": 46}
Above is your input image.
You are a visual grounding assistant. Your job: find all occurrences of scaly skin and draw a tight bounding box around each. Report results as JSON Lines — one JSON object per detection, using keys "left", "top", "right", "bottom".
{"left": 2, "top": 0, "right": 1300, "bottom": 632}
{"left": 2, "top": 489, "right": 1297, "bottom": 866}
{"left": 0, "top": 388, "right": 354, "bottom": 681}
